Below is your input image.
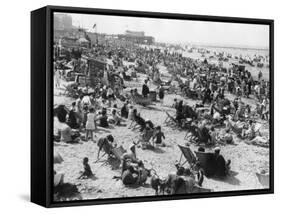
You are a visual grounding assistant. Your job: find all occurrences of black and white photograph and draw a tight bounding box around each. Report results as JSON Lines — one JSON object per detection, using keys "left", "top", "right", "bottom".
{"left": 52, "top": 12, "right": 271, "bottom": 202}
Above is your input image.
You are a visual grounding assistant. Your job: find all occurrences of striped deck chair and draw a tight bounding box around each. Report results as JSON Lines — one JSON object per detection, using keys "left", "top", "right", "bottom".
{"left": 177, "top": 144, "right": 197, "bottom": 167}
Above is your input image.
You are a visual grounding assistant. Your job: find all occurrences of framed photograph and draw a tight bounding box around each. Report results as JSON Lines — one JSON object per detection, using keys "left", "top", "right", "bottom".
{"left": 31, "top": 5, "right": 274, "bottom": 207}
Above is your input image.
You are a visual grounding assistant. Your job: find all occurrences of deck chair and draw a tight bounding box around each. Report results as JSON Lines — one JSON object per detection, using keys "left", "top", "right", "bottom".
{"left": 96, "top": 145, "right": 127, "bottom": 164}
{"left": 111, "top": 145, "right": 127, "bottom": 161}
{"left": 164, "top": 111, "right": 178, "bottom": 127}
{"left": 177, "top": 144, "right": 197, "bottom": 167}
{"left": 138, "top": 129, "right": 155, "bottom": 149}
{"left": 183, "top": 121, "right": 198, "bottom": 140}
{"left": 194, "top": 151, "right": 216, "bottom": 177}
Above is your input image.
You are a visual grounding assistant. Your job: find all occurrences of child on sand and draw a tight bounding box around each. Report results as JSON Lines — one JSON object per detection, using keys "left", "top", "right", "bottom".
{"left": 85, "top": 107, "right": 96, "bottom": 142}
{"left": 112, "top": 109, "right": 123, "bottom": 125}
{"left": 152, "top": 126, "right": 166, "bottom": 147}
{"left": 78, "top": 157, "right": 93, "bottom": 179}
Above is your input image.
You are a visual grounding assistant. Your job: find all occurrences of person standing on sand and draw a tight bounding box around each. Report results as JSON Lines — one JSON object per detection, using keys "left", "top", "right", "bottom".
{"left": 158, "top": 85, "right": 165, "bottom": 105}
{"left": 103, "top": 69, "right": 109, "bottom": 86}
{"left": 85, "top": 107, "right": 96, "bottom": 142}
{"left": 128, "top": 106, "right": 135, "bottom": 128}
{"left": 107, "top": 86, "right": 114, "bottom": 108}
{"left": 75, "top": 96, "right": 83, "bottom": 129}
{"left": 258, "top": 70, "right": 263, "bottom": 81}
{"left": 142, "top": 79, "right": 150, "bottom": 97}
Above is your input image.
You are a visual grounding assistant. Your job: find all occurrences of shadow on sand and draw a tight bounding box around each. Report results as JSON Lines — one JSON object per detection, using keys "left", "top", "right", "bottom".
{"left": 212, "top": 171, "right": 241, "bottom": 186}
{"left": 144, "top": 145, "right": 165, "bottom": 154}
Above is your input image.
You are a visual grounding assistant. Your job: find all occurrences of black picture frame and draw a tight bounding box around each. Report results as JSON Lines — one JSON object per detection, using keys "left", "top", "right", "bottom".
{"left": 31, "top": 5, "right": 274, "bottom": 208}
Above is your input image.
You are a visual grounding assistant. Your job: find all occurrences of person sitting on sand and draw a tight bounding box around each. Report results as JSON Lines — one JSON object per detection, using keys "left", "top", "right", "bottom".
{"left": 121, "top": 102, "right": 129, "bottom": 118}
{"left": 111, "top": 109, "right": 124, "bottom": 126}
{"left": 59, "top": 122, "right": 80, "bottom": 143}
{"left": 198, "top": 121, "right": 211, "bottom": 144}
{"left": 54, "top": 105, "right": 68, "bottom": 123}
{"left": 132, "top": 111, "right": 146, "bottom": 131}
{"left": 121, "top": 159, "right": 148, "bottom": 186}
{"left": 241, "top": 120, "right": 255, "bottom": 139}
{"left": 152, "top": 126, "right": 166, "bottom": 147}
{"left": 78, "top": 157, "right": 93, "bottom": 179}
{"left": 97, "top": 108, "right": 109, "bottom": 128}
{"left": 222, "top": 128, "right": 234, "bottom": 144}
{"left": 214, "top": 147, "right": 231, "bottom": 177}
{"left": 246, "top": 135, "right": 269, "bottom": 147}
{"left": 121, "top": 163, "right": 139, "bottom": 186}
{"left": 140, "top": 122, "right": 154, "bottom": 149}
{"left": 212, "top": 109, "right": 222, "bottom": 124}
{"left": 81, "top": 94, "right": 92, "bottom": 107}
{"left": 133, "top": 88, "right": 141, "bottom": 97}
{"left": 97, "top": 134, "right": 115, "bottom": 159}
{"left": 122, "top": 145, "right": 138, "bottom": 163}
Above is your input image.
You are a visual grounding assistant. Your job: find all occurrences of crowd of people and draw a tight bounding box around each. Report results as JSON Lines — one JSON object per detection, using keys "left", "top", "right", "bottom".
{"left": 53, "top": 39, "right": 270, "bottom": 200}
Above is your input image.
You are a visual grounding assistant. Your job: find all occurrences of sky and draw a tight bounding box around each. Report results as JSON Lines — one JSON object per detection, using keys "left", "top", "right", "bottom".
{"left": 57, "top": 13, "right": 270, "bottom": 49}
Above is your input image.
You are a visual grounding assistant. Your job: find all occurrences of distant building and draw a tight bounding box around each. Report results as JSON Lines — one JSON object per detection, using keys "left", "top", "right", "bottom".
{"left": 125, "top": 30, "right": 145, "bottom": 37}
{"left": 54, "top": 14, "right": 73, "bottom": 30}
{"left": 118, "top": 30, "right": 155, "bottom": 45}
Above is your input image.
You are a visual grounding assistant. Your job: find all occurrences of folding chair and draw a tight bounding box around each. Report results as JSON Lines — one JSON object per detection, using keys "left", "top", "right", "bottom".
{"left": 177, "top": 144, "right": 197, "bottom": 167}
{"left": 138, "top": 129, "right": 155, "bottom": 149}
{"left": 164, "top": 111, "right": 178, "bottom": 127}
{"left": 110, "top": 145, "right": 127, "bottom": 161}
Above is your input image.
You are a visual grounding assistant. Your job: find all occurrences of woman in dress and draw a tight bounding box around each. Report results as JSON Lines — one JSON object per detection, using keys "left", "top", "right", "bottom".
{"left": 85, "top": 107, "right": 96, "bottom": 142}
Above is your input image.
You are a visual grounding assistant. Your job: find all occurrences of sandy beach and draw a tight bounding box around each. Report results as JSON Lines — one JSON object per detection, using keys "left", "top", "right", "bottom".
{"left": 54, "top": 65, "right": 269, "bottom": 200}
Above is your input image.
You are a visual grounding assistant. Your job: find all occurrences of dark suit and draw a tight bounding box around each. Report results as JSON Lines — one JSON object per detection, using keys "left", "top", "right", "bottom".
{"left": 142, "top": 84, "right": 150, "bottom": 97}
